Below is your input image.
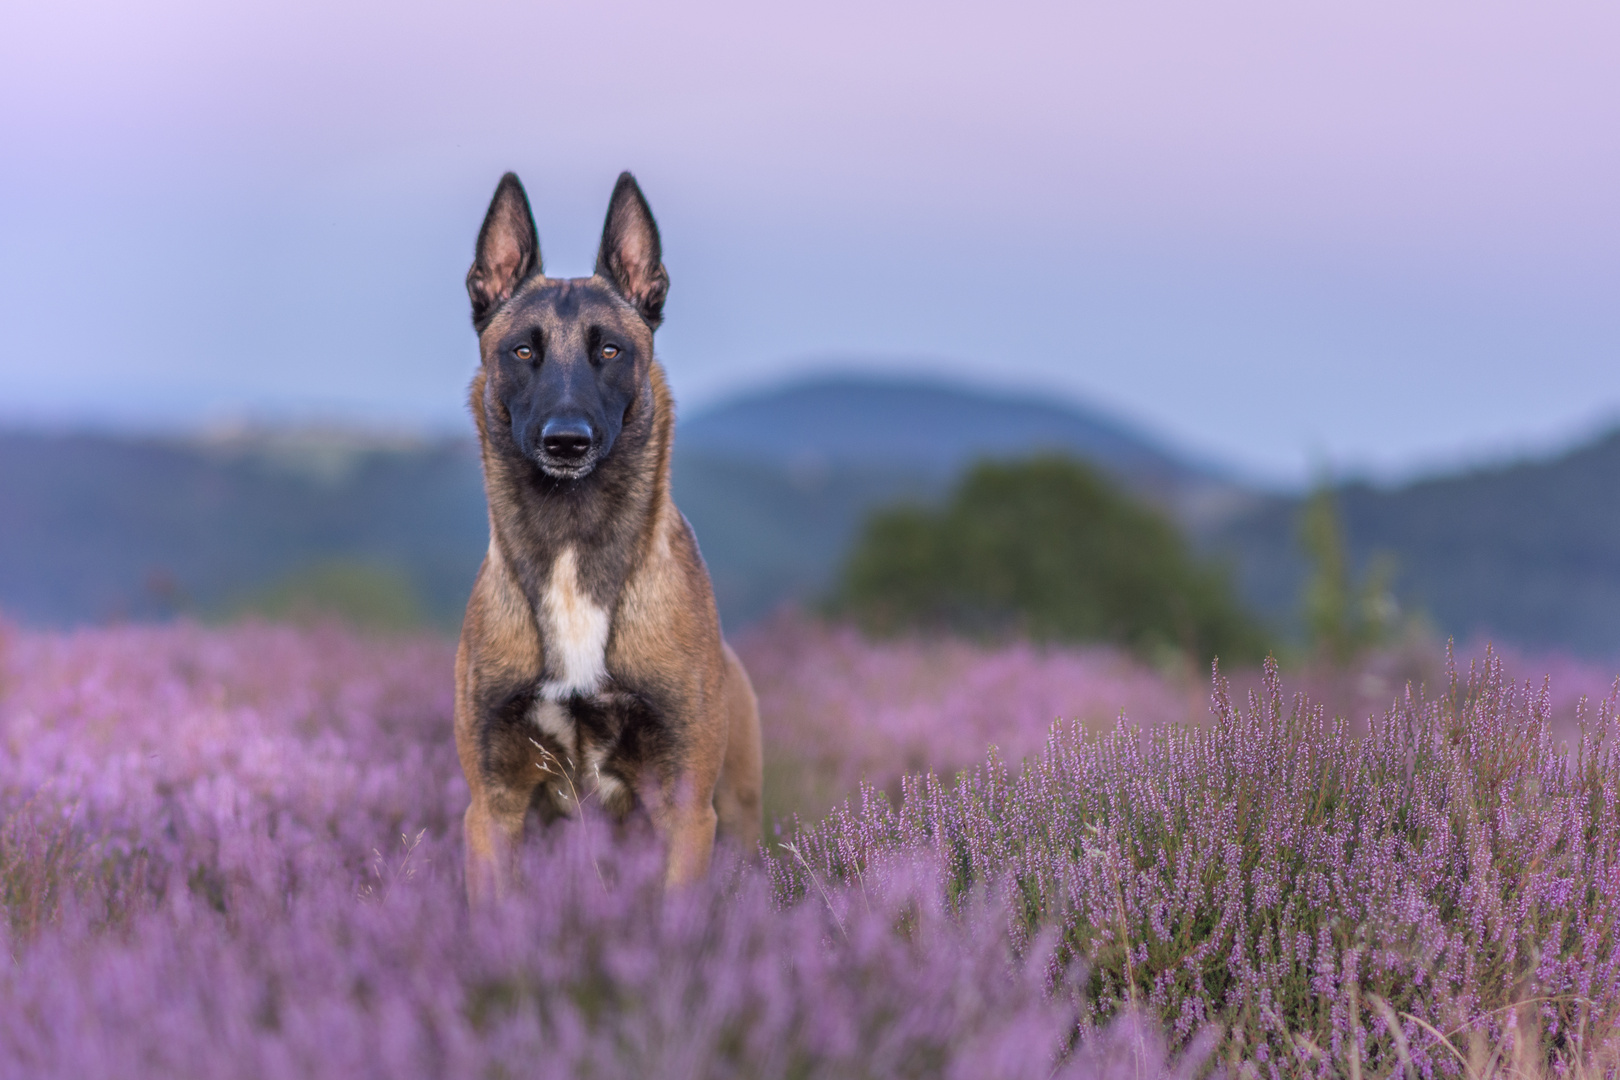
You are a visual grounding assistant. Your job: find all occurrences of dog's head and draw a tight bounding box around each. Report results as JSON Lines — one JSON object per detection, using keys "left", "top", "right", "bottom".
{"left": 466, "top": 172, "right": 668, "bottom": 480}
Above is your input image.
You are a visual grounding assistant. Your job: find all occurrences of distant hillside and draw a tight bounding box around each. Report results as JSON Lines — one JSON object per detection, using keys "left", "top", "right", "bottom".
{"left": 0, "top": 377, "right": 1240, "bottom": 631}
{"left": 671, "top": 452, "right": 937, "bottom": 628}
{"left": 9, "top": 378, "right": 1620, "bottom": 655}
{"left": 682, "top": 377, "right": 1200, "bottom": 476}
{"left": 0, "top": 428, "right": 919, "bottom": 632}
{"left": 681, "top": 377, "right": 1254, "bottom": 531}
{"left": 1212, "top": 429, "right": 1620, "bottom": 656}
{"left": 0, "top": 429, "right": 487, "bottom": 628}
{"left": 673, "top": 376, "right": 1257, "bottom": 624}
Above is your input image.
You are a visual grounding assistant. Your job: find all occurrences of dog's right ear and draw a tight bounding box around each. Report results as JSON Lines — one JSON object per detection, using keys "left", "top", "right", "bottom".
{"left": 467, "top": 173, "right": 541, "bottom": 333}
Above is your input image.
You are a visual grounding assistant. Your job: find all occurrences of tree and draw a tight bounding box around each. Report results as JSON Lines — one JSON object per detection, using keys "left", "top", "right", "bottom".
{"left": 1297, "top": 485, "right": 1398, "bottom": 663}
{"left": 832, "top": 456, "right": 1267, "bottom": 664}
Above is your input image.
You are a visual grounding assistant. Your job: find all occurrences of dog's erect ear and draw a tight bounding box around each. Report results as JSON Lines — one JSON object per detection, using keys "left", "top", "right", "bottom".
{"left": 467, "top": 173, "right": 541, "bottom": 332}
{"left": 594, "top": 172, "right": 668, "bottom": 329}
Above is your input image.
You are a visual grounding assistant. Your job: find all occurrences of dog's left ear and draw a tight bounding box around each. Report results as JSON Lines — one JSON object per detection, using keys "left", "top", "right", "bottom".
{"left": 595, "top": 172, "right": 668, "bottom": 329}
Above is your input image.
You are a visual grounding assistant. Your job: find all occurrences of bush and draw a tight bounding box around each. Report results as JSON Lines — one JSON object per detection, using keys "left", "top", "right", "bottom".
{"left": 1298, "top": 485, "right": 1402, "bottom": 663}
{"left": 776, "top": 653, "right": 1620, "bottom": 1074}
{"left": 223, "top": 559, "right": 430, "bottom": 633}
{"left": 0, "top": 620, "right": 1203, "bottom": 1079}
{"left": 5, "top": 619, "right": 1620, "bottom": 1075}
{"left": 832, "top": 456, "right": 1267, "bottom": 663}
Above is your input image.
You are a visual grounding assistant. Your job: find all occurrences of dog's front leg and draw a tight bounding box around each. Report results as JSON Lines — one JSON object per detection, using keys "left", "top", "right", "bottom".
{"left": 644, "top": 767, "right": 721, "bottom": 888}
{"left": 463, "top": 786, "right": 528, "bottom": 906}
{"left": 661, "top": 798, "right": 719, "bottom": 888}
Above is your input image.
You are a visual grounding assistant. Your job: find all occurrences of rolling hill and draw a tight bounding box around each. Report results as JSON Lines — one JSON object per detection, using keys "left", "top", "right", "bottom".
{"left": 0, "top": 428, "right": 487, "bottom": 627}
{"left": 5, "top": 375, "right": 1620, "bottom": 655}
{"left": 673, "top": 376, "right": 1257, "bottom": 624}
{"left": 1211, "top": 431, "right": 1620, "bottom": 655}
{"left": 0, "top": 377, "right": 1251, "bottom": 632}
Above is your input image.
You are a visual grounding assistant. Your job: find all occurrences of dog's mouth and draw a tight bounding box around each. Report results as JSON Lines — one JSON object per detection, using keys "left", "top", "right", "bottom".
{"left": 534, "top": 451, "right": 600, "bottom": 480}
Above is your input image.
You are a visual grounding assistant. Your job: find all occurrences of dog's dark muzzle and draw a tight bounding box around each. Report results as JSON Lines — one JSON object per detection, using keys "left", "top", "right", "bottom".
{"left": 541, "top": 417, "right": 594, "bottom": 461}
{"left": 533, "top": 416, "right": 600, "bottom": 476}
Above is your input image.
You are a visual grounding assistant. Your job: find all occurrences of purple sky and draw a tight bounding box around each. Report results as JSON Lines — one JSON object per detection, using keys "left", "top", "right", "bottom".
{"left": 2, "top": 0, "right": 1617, "bottom": 485}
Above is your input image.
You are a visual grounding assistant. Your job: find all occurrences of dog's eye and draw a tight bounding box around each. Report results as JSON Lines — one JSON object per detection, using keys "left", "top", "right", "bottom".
{"left": 600, "top": 344, "right": 620, "bottom": 360}
{"left": 513, "top": 345, "right": 533, "bottom": 361}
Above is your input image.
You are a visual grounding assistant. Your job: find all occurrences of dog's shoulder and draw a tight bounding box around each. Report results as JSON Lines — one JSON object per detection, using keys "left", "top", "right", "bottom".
{"left": 461, "top": 538, "right": 542, "bottom": 685}
{"left": 609, "top": 491, "right": 723, "bottom": 675}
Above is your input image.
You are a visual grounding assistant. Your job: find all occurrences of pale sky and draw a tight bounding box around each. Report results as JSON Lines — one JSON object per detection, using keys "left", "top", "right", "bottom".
{"left": 2, "top": 0, "right": 1617, "bottom": 485}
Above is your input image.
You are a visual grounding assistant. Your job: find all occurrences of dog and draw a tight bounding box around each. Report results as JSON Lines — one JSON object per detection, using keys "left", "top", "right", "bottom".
{"left": 454, "top": 171, "right": 763, "bottom": 903}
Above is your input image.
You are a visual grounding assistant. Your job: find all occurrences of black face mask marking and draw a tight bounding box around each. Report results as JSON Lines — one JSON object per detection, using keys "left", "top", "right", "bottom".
{"left": 491, "top": 289, "right": 644, "bottom": 480}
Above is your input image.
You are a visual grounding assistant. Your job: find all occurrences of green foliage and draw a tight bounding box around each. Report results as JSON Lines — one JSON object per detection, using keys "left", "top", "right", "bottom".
{"left": 832, "top": 455, "right": 1268, "bottom": 663}
{"left": 1297, "top": 485, "right": 1399, "bottom": 663}
{"left": 224, "top": 560, "right": 430, "bottom": 634}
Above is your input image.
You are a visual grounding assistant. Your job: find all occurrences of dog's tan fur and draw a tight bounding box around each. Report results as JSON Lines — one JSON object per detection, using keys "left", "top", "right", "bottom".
{"left": 454, "top": 173, "right": 762, "bottom": 904}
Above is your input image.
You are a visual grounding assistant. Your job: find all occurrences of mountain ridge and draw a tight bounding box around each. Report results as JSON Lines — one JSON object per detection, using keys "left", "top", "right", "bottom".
{"left": 680, "top": 375, "right": 1229, "bottom": 478}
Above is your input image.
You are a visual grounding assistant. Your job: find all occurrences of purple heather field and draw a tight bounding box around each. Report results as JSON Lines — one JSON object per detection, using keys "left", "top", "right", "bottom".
{"left": 2, "top": 614, "right": 1619, "bottom": 1077}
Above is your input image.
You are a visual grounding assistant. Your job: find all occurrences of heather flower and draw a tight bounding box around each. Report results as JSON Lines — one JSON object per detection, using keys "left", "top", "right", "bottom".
{"left": 3, "top": 616, "right": 1618, "bottom": 1076}
{"left": 0, "top": 619, "right": 1198, "bottom": 1078}
{"left": 777, "top": 650, "right": 1620, "bottom": 1075}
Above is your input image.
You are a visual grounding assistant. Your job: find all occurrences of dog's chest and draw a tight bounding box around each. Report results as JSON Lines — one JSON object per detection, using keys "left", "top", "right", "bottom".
{"left": 527, "top": 694, "right": 636, "bottom": 815}
{"left": 538, "top": 546, "right": 610, "bottom": 701}
{"left": 528, "top": 545, "right": 636, "bottom": 815}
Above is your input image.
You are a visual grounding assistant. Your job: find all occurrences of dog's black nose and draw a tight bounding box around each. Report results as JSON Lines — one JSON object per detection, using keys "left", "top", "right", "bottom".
{"left": 541, "top": 418, "right": 594, "bottom": 461}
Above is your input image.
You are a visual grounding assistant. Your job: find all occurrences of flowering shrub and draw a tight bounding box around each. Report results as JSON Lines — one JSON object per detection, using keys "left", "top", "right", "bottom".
{"left": 739, "top": 613, "right": 1620, "bottom": 828}
{"left": 1, "top": 615, "right": 1618, "bottom": 1076}
{"left": 737, "top": 613, "right": 1209, "bottom": 823}
{"left": 0, "top": 619, "right": 1204, "bottom": 1079}
{"left": 776, "top": 653, "right": 1620, "bottom": 1075}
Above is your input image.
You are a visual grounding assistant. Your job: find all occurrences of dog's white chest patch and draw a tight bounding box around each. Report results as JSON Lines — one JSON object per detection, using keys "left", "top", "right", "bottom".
{"left": 540, "top": 546, "right": 610, "bottom": 701}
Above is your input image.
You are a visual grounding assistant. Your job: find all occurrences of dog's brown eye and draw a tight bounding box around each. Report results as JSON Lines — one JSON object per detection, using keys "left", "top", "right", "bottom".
{"left": 514, "top": 345, "right": 533, "bottom": 361}
{"left": 601, "top": 344, "right": 620, "bottom": 360}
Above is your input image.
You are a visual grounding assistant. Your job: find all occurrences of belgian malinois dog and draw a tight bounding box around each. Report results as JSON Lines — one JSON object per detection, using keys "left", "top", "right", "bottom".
{"left": 454, "top": 171, "right": 763, "bottom": 903}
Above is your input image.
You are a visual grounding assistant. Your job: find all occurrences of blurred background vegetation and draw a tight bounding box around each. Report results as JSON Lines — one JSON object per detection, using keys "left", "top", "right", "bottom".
{"left": 1296, "top": 484, "right": 1405, "bottom": 664}
{"left": 830, "top": 456, "right": 1268, "bottom": 665}
{"left": 220, "top": 560, "right": 431, "bottom": 635}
